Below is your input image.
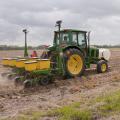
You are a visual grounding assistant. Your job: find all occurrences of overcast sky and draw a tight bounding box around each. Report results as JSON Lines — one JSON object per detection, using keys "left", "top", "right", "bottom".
{"left": 0, "top": 0, "right": 120, "bottom": 46}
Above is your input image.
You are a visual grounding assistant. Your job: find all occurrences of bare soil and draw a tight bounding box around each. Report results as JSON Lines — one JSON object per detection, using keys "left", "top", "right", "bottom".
{"left": 0, "top": 49, "right": 120, "bottom": 120}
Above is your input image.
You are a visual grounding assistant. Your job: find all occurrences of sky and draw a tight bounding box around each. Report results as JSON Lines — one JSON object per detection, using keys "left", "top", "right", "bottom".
{"left": 0, "top": 0, "right": 120, "bottom": 46}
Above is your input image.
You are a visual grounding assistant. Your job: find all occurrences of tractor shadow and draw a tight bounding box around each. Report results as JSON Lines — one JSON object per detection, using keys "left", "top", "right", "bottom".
{"left": 84, "top": 68, "right": 97, "bottom": 76}
{"left": 84, "top": 67, "right": 111, "bottom": 77}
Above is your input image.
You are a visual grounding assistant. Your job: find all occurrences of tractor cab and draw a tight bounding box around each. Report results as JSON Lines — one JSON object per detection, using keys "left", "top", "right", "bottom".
{"left": 54, "top": 29, "right": 87, "bottom": 48}
{"left": 53, "top": 29, "right": 88, "bottom": 57}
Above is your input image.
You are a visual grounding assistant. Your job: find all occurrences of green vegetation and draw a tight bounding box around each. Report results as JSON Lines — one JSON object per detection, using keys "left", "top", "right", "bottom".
{"left": 96, "top": 90, "right": 120, "bottom": 116}
{"left": 1, "top": 90, "right": 120, "bottom": 120}
{"left": 46, "top": 90, "right": 120, "bottom": 120}
{"left": 47, "top": 104, "right": 92, "bottom": 120}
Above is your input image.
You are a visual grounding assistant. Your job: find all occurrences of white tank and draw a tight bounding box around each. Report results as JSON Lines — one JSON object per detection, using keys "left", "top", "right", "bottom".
{"left": 99, "top": 48, "right": 111, "bottom": 61}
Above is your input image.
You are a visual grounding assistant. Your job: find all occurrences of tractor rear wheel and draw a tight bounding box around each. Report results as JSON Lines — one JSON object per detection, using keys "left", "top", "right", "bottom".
{"left": 64, "top": 48, "right": 85, "bottom": 77}
{"left": 97, "top": 60, "right": 108, "bottom": 73}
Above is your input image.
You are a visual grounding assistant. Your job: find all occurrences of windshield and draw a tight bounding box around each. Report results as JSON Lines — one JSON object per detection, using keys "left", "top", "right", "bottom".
{"left": 54, "top": 32, "right": 86, "bottom": 47}
{"left": 72, "top": 32, "right": 86, "bottom": 47}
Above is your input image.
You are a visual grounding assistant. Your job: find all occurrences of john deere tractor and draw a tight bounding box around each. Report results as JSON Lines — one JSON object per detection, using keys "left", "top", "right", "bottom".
{"left": 41, "top": 20, "right": 111, "bottom": 78}
{"left": 2, "top": 21, "right": 111, "bottom": 87}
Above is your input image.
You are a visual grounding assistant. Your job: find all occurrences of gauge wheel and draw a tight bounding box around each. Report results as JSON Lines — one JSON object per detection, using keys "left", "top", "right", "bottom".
{"left": 64, "top": 48, "right": 85, "bottom": 77}
{"left": 40, "top": 77, "right": 50, "bottom": 86}
{"left": 97, "top": 60, "right": 108, "bottom": 73}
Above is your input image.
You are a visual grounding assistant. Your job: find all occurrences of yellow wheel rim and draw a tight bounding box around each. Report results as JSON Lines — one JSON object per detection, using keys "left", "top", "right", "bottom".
{"left": 101, "top": 63, "right": 107, "bottom": 72}
{"left": 67, "top": 54, "right": 83, "bottom": 75}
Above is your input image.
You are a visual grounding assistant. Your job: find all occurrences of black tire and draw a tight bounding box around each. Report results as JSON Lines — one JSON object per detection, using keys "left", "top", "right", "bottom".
{"left": 40, "top": 77, "right": 50, "bottom": 86}
{"left": 97, "top": 60, "right": 108, "bottom": 73}
{"left": 63, "top": 48, "right": 85, "bottom": 77}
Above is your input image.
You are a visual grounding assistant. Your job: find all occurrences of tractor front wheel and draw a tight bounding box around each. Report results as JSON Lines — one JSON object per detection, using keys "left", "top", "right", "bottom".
{"left": 97, "top": 60, "right": 108, "bottom": 73}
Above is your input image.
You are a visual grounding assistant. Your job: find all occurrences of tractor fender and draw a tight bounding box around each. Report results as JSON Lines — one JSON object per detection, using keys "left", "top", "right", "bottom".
{"left": 62, "top": 46, "right": 84, "bottom": 55}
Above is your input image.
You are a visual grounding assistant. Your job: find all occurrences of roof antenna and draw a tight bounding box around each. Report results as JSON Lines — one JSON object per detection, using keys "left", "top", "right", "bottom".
{"left": 55, "top": 20, "right": 62, "bottom": 40}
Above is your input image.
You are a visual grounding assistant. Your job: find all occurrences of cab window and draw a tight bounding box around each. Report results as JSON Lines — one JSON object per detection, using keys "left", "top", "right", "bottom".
{"left": 72, "top": 33, "right": 77, "bottom": 44}
{"left": 62, "top": 33, "right": 69, "bottom": 43}
{"left": 72, "top": 32, "right": 86, "bottom": 46}
{"left": 78, "top": 33, "right": 86, "bottom": 46}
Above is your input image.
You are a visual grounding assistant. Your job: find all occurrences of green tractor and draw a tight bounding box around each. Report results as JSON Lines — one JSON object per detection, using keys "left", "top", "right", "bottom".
{"left": 41, "top": 20, "right": 111, "bottom": 79}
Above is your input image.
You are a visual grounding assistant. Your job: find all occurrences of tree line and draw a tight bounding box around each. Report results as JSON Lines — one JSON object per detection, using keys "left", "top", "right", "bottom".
{"left": 0, "top": 45, "right": 119, "bottom": 50}
{"left": 0, "top": 45, "right": 49, "bottom": 50}
{"left": 94, "top": 45, "right": 120, "bottom": 48}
